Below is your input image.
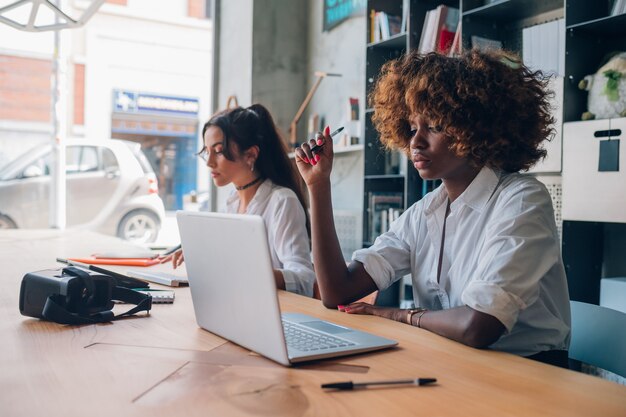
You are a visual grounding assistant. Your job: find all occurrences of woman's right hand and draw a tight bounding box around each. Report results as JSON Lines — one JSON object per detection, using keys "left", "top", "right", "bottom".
{"left": 160, "top": 248, "right": 185, "bottom": 269}
{"left": 294, "top": 125, "right": 334, "bottom": 188}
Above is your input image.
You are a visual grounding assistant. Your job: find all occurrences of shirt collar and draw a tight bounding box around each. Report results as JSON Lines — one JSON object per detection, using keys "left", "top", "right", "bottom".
{"left": 424, "top": 166, "right": 501, "bottom": 215}
{"left": 226, "top": 178, "right": 271, "bottom": 212}
{"left": 455, "top": 166, "right": 501, "bottom": 212}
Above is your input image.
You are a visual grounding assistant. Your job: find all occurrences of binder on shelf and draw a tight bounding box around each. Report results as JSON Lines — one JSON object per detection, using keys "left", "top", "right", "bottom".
{"left": 367, "top": 191, "right": 403, "bottom": 243}
{"left": 522, "top": 19, "right": 563, "bottom": 76}
{"left": 471, "top": 35, "right": 502, "bottom": 51}
{"left": 370, "top": 9, "right": 377, "bottom": 43}
{"left": 448, "top": 20, "right": 462, "bottom": 57}
{"left": 611, "top": 0, "right": 626, "bottom": 15}
{"left": 371, "top": 10, "right": 403, "bottom": 43}
{"left": 418, "top": 5, "right": 460, "bottom": 54}
{"left": 400, "top": 0, "right": 409, "bottom": 34}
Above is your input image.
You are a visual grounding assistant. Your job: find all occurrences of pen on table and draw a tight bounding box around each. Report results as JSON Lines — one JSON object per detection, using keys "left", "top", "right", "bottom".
{"left": 161, "top": 244, "right": 181, "bottom": 256}
{"left": 309, "top": 126, "right": 344, "bottom": 154}
{"left": 321, "top": 378, "right": 437, "bottom": 390}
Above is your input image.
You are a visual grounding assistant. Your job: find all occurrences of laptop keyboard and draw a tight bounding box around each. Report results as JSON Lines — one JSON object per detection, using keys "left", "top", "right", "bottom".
{"left": 282, "top": 320, "right": 356, "bottom": 352}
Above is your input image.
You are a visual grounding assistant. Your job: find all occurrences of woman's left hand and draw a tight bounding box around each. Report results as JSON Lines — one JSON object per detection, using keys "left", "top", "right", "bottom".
{"left": 339, "top": 302, "right": 405, "bottom": 323}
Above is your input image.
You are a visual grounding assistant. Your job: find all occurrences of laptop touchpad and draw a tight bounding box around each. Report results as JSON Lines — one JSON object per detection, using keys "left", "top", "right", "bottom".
{"left": 301, "top": 321, "right": 352, "bottom": 334}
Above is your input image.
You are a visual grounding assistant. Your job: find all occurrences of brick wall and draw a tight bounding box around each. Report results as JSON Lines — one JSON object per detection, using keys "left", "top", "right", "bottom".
{"left": 188, "top": 0, "right": 205, "bottom": 18}
{"left": 0, "top": 54, "right": 52, "bottom": 123}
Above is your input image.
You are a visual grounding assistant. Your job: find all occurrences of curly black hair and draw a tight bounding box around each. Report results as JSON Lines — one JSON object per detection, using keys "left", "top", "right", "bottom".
{"left": 370, "top": 48, "right": 555, "bottom": 172}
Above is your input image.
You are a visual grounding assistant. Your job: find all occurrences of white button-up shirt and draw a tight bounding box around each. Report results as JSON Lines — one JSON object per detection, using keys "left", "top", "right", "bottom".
{"left": 226, "top": 179, "right": 315, "bottom": 297}
{"left": 353, "top": 167, "right": 570, "bottom": 356}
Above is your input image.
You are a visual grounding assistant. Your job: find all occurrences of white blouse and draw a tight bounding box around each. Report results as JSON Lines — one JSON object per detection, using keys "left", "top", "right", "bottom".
{"left": 353, "top": 167, "right": 571, "bottom": 356}
{"left": 226, "top": 179, "right": 315, "bottom": 297}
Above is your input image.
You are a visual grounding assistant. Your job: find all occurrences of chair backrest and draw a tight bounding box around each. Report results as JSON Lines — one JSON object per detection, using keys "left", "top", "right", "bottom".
{"left": 569, "top": 300, "right": 626, "bottom": 377}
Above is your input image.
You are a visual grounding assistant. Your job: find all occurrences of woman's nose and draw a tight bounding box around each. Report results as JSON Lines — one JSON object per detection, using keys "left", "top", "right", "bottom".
{"left": 410, "top": 129, "right": 426, "bottom": 150}
{"left": 206, "top": 153, "right": 215, "bottom": 167}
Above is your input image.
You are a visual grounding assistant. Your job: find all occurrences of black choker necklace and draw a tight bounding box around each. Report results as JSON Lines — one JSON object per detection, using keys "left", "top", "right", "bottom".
{"left": 236, "top": 177, "right": 263, "bottom": 191}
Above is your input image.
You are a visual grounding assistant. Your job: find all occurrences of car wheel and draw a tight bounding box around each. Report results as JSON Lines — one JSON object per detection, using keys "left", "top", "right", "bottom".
{"left": 117, "top": 209, "right": 160, "bottom": 244}
{"left": 0, "top": 214, "right": 17, "bottom": 229}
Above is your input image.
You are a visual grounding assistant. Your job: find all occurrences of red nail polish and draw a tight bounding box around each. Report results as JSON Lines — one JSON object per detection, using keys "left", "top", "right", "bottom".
{"left": 315, "top": 154, "right": 321, "bottom": 162}
{"left": 303, "top": 156, "right": 309, "bottom": 163}
{"left": 337, "top": 305, "right": 345, "bottom": 310}
{"left": 324, "top": 126, "right": 330, "bottom": 135}
{"left": 317, "top": 138, "right": 323, "bottom": 145}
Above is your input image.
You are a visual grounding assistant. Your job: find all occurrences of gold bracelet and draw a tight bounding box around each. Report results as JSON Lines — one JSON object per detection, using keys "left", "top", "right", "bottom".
{"left": 416, "top": 310, "right": 427, "bottom": 328}
{"left": 406, "top": 308, "right": 425, "bottom": 325}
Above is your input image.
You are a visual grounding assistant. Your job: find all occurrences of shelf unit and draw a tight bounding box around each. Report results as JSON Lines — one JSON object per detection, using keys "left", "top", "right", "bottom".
{"left": 560, "top": 0, "right": 626, "bottom": 305}
{"left": 364, "top": 0, "right": 626, "bottom": 307}
{"left": 364, "top": 0, "right": 457, "bottom": 306}
{"left": 461, "top": 1, "right": 626, "bottom": 306}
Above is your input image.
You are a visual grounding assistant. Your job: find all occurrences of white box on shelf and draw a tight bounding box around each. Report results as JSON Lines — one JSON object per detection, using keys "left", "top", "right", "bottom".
{"left": 600, "top": 277, "right": 626, "bottom": 314}
{"left": 562, "top": 117, "right": 626, "bottom": 223}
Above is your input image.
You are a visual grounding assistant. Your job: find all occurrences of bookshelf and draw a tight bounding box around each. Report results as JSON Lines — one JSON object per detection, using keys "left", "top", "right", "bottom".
{"left": 560, "top": 0, "right": 626, "bottom": 305}
{"left": 364, "top": 0, "right": 457, "bottom": 306}
{"left": 460, "top": 0, "right": 626, "bottom": 308}
{"left": 363, "top": 0, "right": 626, "bottom": 307}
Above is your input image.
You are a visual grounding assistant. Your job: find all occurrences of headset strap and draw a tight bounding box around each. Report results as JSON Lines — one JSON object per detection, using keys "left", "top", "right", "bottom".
{"left": 41, "top": 285, "right": 152, "bottom": 325}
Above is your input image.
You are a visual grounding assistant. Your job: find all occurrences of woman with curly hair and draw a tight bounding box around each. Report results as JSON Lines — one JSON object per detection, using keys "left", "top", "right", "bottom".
{"left": 295, "top": 49, "right": 570, "bottom": 367}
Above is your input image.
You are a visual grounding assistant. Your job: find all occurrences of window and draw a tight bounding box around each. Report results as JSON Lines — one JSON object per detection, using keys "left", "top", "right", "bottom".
{"left": 66, "top": 146, "right": 99, "bottom": 173}
{"left": 102, "top": 148, "right": 119, "bottom": 171}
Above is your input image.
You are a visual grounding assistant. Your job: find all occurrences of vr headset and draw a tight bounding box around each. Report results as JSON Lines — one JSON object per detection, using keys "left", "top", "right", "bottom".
{"left": 19, "top": 266, "right": 152, "bottom": 325}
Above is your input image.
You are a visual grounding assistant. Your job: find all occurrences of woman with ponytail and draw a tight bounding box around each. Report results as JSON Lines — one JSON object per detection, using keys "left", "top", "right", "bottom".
{"left": 163, "top": 104, "right": 315, "bottom": 297}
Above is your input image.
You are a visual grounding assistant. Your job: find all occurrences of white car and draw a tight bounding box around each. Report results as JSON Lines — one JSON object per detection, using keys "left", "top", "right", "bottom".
{"left": 0, "top": 139, "right": 165, "bottom": 244}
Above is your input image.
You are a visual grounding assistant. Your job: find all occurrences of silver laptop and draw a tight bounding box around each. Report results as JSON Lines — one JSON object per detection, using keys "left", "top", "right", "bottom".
{"left": 176, "top": 211, "right": 397, "bottom": 366}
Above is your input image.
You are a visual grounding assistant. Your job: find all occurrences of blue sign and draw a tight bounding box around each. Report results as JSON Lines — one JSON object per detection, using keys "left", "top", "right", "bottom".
{"left": 323, "top": 0, "right": 366, "bottom": 31}
{"left": 113, "top": 90, "right": 199, "bottom": 118}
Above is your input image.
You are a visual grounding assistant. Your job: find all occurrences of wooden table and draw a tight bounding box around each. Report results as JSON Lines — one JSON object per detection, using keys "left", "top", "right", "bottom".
{"left": 1, "top": 230, "right": 625, "bottom": 417}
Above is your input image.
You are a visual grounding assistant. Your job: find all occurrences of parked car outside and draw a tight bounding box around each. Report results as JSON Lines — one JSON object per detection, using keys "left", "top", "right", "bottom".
{"left": 0, "top": 139, "right": 165, "bottom": 244}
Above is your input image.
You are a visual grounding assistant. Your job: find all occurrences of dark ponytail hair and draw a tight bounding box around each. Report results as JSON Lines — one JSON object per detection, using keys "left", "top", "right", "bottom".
{"left": 202, "top": 104, "right": 310, "bottom": 236}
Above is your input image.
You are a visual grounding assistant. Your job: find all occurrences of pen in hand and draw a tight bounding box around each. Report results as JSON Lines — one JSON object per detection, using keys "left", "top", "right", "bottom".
{"left": 309, "top": 126, "right": 344, "bottom": 154}
{"left": 321, "top": 378, "right": 436, "bottom": 391}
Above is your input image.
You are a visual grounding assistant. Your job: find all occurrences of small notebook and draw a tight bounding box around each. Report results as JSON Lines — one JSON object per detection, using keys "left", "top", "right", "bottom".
{"left": 126, "top": 270, "right": 189, "bottom": 287}
{"left": 133, "top": 289, "right": 175, "bottom": 304}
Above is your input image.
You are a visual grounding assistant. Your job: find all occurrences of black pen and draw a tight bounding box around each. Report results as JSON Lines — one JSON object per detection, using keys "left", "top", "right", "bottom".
{"left": 161, "top": 244, "right": 181, "bottom": 256}
{"left": 56, "top": 257, "right": 149, "bottom": 289}
{"left": 310, "top": 126, "right": 345, "bottom": 153}
{"left": 321, "top": 378, "right": 436, "bottom": 390}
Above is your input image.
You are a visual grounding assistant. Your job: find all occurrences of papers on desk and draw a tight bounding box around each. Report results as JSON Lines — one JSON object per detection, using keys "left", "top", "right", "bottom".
{"left": 126, "top": 270, "right": 188, "bottom": 287}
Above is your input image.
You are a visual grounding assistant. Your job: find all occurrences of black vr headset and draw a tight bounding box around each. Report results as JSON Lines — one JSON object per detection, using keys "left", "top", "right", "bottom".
{"left": 19, "top": 266, "right": 152, "bottom": 325}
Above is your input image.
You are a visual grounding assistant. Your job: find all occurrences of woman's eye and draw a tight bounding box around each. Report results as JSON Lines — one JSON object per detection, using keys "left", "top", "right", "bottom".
{"left": 409, "top": 128, "right": 417, "bottom": 137}
{"left": 428, "top": 125, "right": 443, "bottom": 133}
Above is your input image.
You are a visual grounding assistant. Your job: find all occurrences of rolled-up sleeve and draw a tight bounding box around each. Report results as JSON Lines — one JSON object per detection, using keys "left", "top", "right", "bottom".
{"left": 352, "top": 205, "right": 417, "bottom": 291}
{"left": 268, "top": 194, "right": 315, "bottom": 297}
{"left": 462, "top": 183, "right": 561, "bottom": 331}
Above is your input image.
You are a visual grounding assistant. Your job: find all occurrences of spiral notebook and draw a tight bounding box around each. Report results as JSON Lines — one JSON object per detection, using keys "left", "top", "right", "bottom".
{"left": 126, "top": 270, "right": 189, "bottom": 287}
{"left": 133, "top": 289, "right": 175, "bottom": 304}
